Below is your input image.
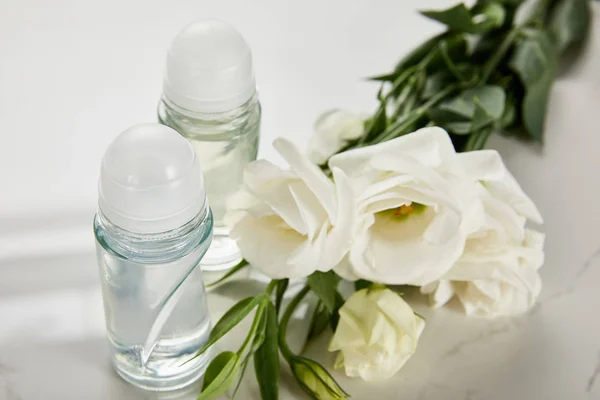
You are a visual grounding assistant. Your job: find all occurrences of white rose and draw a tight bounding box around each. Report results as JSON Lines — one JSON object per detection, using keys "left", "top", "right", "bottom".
{"left": 226, "top": 138, "right": 355, "bottom": 279}
{"left": 329, "top": 127, "right": 484, "bottom": 286}
{"left": 308, "top": 109, "right": 365, "bottom": 165}
{"left": 422, "top": 150, "right": 545, "bottom": 316}
{"left": 329, "top": 287, "right": 425, "bottom": 382}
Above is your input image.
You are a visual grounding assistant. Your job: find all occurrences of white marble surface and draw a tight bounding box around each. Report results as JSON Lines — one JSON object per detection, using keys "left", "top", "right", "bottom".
{"left": 1, "top": 0, "right": 599, "bottom": 399}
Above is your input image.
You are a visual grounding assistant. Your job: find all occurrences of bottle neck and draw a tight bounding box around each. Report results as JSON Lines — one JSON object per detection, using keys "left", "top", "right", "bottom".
{"left": 160, "top": 92, "right": 259, "bottom": 125}
{"left": 94, "top": 204, "right": 213, "bottom": 263}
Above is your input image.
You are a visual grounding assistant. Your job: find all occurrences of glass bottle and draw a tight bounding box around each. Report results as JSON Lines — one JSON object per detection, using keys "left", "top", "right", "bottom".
{"left": 158, "top": 19, "right": 260, "bottom": 271}
{"left": 94, "top": 124, "right": 213, "bottom": 391}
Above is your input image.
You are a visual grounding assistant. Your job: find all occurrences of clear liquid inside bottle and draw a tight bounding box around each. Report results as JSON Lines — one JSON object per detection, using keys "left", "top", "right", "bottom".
{"left": 158, "top": 95, "right": 260, "bottom": 271}
{"left": 94, "top": 207, "right": 214, "bottom": 391}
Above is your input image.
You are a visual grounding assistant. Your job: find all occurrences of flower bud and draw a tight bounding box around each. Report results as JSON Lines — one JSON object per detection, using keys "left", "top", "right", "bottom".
{"left": 329, "top": 287, "right": 425, "bottom": 381}
{"left": 290, "top": 356, "right": 349, "bottom": 400}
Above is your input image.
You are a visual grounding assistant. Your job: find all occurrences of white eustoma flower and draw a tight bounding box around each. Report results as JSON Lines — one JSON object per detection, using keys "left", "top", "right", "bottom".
{"left": 308, "top": 109, "right": 365, "bottom": 165}
{"left": 422, "top": 150, "right": 545, "bottom": 316}
{"left": 329, "top": 127, "right": 483, "bottom": 286}
{"left": 226, "top": 138, "right": 355, "bottom": 279}
{"left": 329, "top": 287, "right": 425, "bottom": 382}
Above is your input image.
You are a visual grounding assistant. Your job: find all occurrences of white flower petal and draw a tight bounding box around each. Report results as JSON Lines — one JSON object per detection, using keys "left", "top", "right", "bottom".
{"left": 370, "top": 153, "right": 457, "bottom": 200}
{"left": 274, "top": 138, "right": 338, "bottom": 224}
{"left": 376, "top": 290, "right": 418, "bottom": 339}
{"left": 228, "top": 138, "right": 356, "bottom": 279}
{"left": 243, "top": 160, "right": 309, "bottom": 235}
{"left": 458, "top": 150, "right": 543, "bottom": 224}
{"left": 288, "top": 182, "right": 328, "bottom": 240}
{"left": 308, "top": 109, "right": 365, "bottom": 165}
{"left": 316, "top": 167, "right": 356, "bottom": 269}
{"left": 349, "top": 207, "right": 466, "bottom": 285}
{"left": 423, "top": 279, "right": 455, "bottom": 308}
{"left": 329, "top": 288, "right": 424, "bottom": 382}
{"left": 287, "top": 223, "right": 329, "bottom": 275}
{"left": 328, "top": 126, "right": 455, "bottom": 178}
{"left": 333, "top": 255, "right": 360, "bottom": 281}
{"left": 230, "top": 215, "right": 306, "bottom": 278}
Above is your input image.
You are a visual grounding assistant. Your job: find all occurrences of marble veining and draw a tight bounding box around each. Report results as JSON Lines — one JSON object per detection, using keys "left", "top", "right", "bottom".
{"left": 441, "top": 320, "right": 521, "bottom": 360}
{"left": 531, "top": 243, "right": 600, "bottom": 316}
{"left": 587, "top": 350, "right": 600, "bottom": 393}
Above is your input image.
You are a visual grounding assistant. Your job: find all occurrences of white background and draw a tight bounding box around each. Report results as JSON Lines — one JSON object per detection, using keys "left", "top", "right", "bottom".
{"left": 1, "top": 0, "right": 600, "bottom": 399}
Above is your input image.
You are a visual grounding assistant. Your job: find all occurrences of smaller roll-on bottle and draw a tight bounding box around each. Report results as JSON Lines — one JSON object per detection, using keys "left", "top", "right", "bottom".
{"left": 158, "top": 19, "right": 260, "bottom": 271}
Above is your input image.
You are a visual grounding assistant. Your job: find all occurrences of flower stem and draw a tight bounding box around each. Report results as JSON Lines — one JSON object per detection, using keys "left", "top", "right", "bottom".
{"left": 205, "top": 259, "right": 249, "bottom": 288}
{"left": 237, "top": 297, "right": 267, "bottom": 356}
{"left": 374, "top": 82, "right": 461, "bottom": 143}
{"left": 479, "top": 29, "right": 518, "bottom": 83}
{"left": 278, "top": 285, "right": 310, "bottom": 362}
{"left": 265, "top": 279, "right": 278, "bottom": 295}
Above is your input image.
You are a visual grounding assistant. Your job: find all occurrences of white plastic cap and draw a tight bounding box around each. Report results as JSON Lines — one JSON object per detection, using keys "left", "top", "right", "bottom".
{"left": 98, "top": 123, "right": 206, "bottom": 234}
{"left": 163, "top": 19, "right": 256, "bottom": 113}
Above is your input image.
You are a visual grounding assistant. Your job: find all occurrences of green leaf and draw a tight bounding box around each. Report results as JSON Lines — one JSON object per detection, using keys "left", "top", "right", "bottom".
{"left": 427, "top": 35, "right": 469, "bottom": 73}
{"left": 472, "top": 2, "right": 507, "bottom": 31}
{"left": 394, "top": 34, "right": 444, "bottom": 72}
{"left": 275, "top": 279, "right": 289, "bottom": 316}
{"left": 478, "top": 0, "right": 523, "bottom": 6}
{"left": 354, "top": 279, "right": 373, "bottom": 292}
{"left": 428, "top": 107, "right": 471, "bottom": 125}
{"left": 472, "top": 97, "right": 500, "bottom": 130}
{"left": 421, "top": 4, "right": 475, "bottom": 32}
{"left": 307, "top": 271, "right": 340, "bottom": 313}
{"left": 231, "top": 357, "right": 252, "bottom": 398}
{"left": 232, "top": 300, "right": 268, "bottom": 397}
{"left": 254, "top": 302, "right": 279, "bottom": 400}
{"left": 500, "top": 93, "right": 518, "bottom": 129}
{"left": 445, "top": 121, "right": 473, "bottom": 134}
{"left": 429, "top": 85, "right": 506, "bottom": 135}
{"left": 205, "top": 259, "right": 249, "bottom": 288}
{"left": 421, "top": 2, "right": 505, "bottom": 34}
{"left": 430, "top": 85, "right": 506, "bottom": 134}
{"left": 548, "top": 0, "right": 591, "bottom": 52}
{"left": 199, "top": 351, "right": 239, "bottom": 400}
{"left": 329, "top": 291, "right": 345, "bottom": 331}
{"left": 305, "top": 301, "right": 330, "bottom": 350}
{"left": 364, "top": 97, "right": 388, "bottom": 140}
{"left": 248, "top": 304, "right": 268, "bottom": 355}
{"left": 509, "top": 29, "right": 557, "bottom": 140}
{"left": 466, "top": 86, "right": 506, "bottom": 120}
{"left": 422, "top": 71, "right": 454, "bottom": 100}
{"left": 367, "top": 72, "right": 398, "bottom": 82}
{"left": 194, "top": 294, "right": 266, "bottom": 359}
{"left": 383, "top": 34, "right": 464, "bottom": 81}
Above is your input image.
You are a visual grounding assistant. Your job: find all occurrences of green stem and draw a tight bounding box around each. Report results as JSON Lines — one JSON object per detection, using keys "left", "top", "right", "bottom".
{"left": 480, "top": 29, "right": 518, "bottom": 83}
{"left": 440, "top": 40, "right": 465, "bottom": 82}
{"left": 278, "top": 285, "right": 310, "bottom": 362}
{"left": 237, "top": 297, "right": 267, "bottom": 356}
{"left": 385, "top": 66, "right": 418, "bottom": 101}
{"left": 374, "top": 82, "right": 461, "bottom": 143}
{"left": 416, "top": 46, "right": 438, "bottom": 70}
{"left": 370, "top": 283, "right": 387, "bottom": 291}
{"left": 464, "top": 126, "right": 493, "bottom": 151}
{"left": 265, "top": 280, "right": 278, "bottom": 295}
{"left": 391, "top": 74, "right": 420, "bottom": 119}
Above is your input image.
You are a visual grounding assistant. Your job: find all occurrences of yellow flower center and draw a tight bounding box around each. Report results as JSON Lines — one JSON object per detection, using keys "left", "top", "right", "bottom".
{"left": 394, "top": 204, "right": 414, "bottom": 216}
{"left": 376, "top": 202, "right": 427, "bottom": 222}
